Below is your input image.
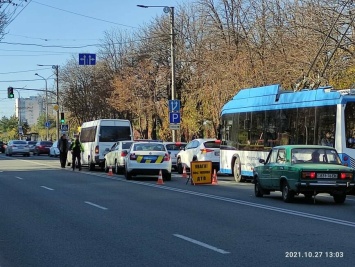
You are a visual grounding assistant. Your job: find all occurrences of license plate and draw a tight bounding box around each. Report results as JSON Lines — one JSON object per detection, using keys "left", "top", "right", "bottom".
{"left": 317, "top": 173, "right": 338, "bottom": 179}
{"left": 143, "top": 156, "right": 157, "bottom": 161}
{"left": 215, "top": 152, "right": 220, "bottom": 156}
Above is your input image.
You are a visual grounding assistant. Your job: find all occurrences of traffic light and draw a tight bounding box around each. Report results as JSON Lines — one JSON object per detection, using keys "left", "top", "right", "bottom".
{"left": 7, "top": 87, "right": 14, "bottom": 98}
{"left": 60, "top": 112, "right": 65, "bottom": 123}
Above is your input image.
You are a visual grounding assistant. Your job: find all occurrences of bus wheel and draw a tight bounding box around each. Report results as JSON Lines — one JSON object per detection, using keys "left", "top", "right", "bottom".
{"left": 233, "top": 156, "right": 243, "bottom": 182}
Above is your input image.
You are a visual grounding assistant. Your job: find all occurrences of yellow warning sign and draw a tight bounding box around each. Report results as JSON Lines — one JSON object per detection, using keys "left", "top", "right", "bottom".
{"left": 190, "top": 161, "right": 212, "bottom": 184}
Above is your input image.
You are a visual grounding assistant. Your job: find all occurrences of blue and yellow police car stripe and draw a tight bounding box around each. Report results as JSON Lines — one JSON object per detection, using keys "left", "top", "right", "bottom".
{"left": 136, "top": 155, "right": 164, "bottom": 163}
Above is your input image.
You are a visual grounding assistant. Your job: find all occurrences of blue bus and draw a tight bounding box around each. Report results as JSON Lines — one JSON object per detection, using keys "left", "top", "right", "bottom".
{"left": 220, "top": 84, "right": 355, "bottom": 182}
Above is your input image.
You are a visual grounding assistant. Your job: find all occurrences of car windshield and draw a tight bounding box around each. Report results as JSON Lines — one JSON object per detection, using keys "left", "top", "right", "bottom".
{"left": 41, "top": 141, "right": 53, "bottom": 146}
{"left": 204, "top": 141, "right": 220, "bottom": 149}
{"left": 14, "top": 141, "right": 27, "bottom": 145}
{"left": 134, "top": 143, "right": 165, "bottom": 151}
{"left": 165, "top": 144, "right": 185, "bottom": 150}
{"left": 291, "top": 148, "right": 342, "bottom": 164}
{"left": 122, "top": 141, "right": 133, "bottom": 149}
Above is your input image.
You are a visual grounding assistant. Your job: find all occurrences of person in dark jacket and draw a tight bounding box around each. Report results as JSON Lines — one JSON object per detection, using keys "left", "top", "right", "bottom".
{"left": 70, "top": 135, "right": 84, "bottom": 171}
{"left": 57, "top": 134, "right": 69, "bottom": 168}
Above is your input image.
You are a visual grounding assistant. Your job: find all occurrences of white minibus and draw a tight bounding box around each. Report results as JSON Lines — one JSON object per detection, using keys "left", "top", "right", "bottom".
{"left": 79, "top": 119, "right": 133, "bottom": 171}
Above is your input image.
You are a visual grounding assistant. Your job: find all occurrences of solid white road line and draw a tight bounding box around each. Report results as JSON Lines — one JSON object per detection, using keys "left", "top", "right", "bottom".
{"left": 40, "top": 186, "right": 54, "bottom": 191}
{"left": 84, "top": 201, "right": 108, "bottom": 210}
{"left": 15, "top": 176, "right": 23, "bottom": 180}
{"left": 173, "top": 234, "right": 230, "bottom": 254}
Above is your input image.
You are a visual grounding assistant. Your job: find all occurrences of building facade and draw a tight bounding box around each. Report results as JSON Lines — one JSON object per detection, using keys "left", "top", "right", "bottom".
{"left": 15, "top": 96, "right": 45, "bottom": 126}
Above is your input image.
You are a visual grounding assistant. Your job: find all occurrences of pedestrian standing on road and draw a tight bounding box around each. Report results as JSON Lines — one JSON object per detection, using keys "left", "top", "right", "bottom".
{"left": 57, "top": 134, "right": 69, "bottom": 168}
{"left": 70, "top": 135, "right": 84, "bottom": 171}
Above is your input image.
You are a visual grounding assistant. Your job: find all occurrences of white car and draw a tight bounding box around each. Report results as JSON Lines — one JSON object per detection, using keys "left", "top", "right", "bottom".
{"left": 125, "top": 142, "right": 172, "bottom": 181}
{"left": 104, "top": 140, "right": 134, "bottom": 174}
{"left": 176, "top": 138, "right": 220, "bottom": 174}
{"left": 163, "top": 142, "right": 187, "bottom": 171}
{"left": 49, "top": 141, "right": 60, "bottom": 157}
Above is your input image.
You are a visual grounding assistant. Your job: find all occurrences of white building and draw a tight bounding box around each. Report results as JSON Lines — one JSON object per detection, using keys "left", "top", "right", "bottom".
{"left": 15, "top": 96, "right": 45, "bottom": 126}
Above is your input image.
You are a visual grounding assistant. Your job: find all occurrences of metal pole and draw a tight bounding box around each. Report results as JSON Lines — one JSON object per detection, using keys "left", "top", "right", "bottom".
{"left": 45, "top": 79, "right": 49, "bottom": 140}
{"left": 54, "top": 65, "right": 60, "bottom": 141}
{"left": 170, "top": 6, "right": 176, "bottom": 142}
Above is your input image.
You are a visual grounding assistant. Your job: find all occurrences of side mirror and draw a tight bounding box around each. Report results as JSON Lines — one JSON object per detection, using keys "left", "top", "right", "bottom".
{"left": 259, "top": 159, "right": 265, "bottom": 164}
{"left": 105, "top": 148, "right": 109, "bottom": 152}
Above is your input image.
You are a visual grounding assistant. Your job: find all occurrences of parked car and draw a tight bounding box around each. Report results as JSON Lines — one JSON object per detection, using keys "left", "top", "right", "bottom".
{"left": 49, "top": 141, "right": 60, "bottom": 157}
{"left": 0, "top": 141, "right": 5, "bottom": 153}
{"left": 33, "top": 141, "right": 53, "bottom": 156}
{"left": 125, "top": 142, "right": 172, "bottom": 181}
{"left": 104, "top": 140, "right": 134, "bottom": 174}
{"left": 27, "top": 141, "right": 37, "bottom": 153}
{"left": 163, "top": 142, "right": 187, "bottom": 171}
{"left": 5, "top": 140, "right": 30, "bottom": 157}
{"left": 253, "top": 145, "right": 355, "bottom": 204}
{"left": 176, "top": 138, "right": 220, "bottom": 174}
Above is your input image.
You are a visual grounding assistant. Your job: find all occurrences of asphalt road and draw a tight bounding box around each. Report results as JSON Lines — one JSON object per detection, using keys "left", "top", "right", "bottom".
{"left": 1, "top": 154, "right": 355, "bottom": 267}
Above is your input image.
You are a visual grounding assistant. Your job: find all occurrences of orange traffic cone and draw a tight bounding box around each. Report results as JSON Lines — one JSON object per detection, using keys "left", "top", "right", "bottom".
{"left": 157, "top": 170, "right": 164, "bottom": 185}
{"left": 182, "top": 165, "right": 187, "bottom": 178}
{"left": 108, "top": 166, "right": 113, "bottom": 176}
{"left": 212, "top": 169, "right": 218, "bottom": 185}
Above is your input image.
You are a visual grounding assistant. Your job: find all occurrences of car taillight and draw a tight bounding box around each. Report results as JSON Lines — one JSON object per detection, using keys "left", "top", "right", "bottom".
{"left": 302, "top": 172, "right": 316, "bottom": 179}
{"left": 164, "top": 153, "right": 170, "bottom": 161}
{"left": 95, "top": 145, "right": 99, "bottom": 154}
{"left": 340, "top": 173, "right": 353, "bottom": 179}
{"left": 130, "top": 153, "right": 137, "bottom": 160}
{"left": 121, "top": 151, "right": 127, "bottom": 157}
{"left": 200, "top": 149, "right": 214, "bottom": 154}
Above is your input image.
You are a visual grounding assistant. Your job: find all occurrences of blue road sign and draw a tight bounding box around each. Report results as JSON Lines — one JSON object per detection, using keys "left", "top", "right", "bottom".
{"left": 79, "top": 53, "right": 96, "bottom": 65}
{"left": 61, "top": 124, "right": 69, "bottom": 131}
{"left": 45, "top": 121, "right": 50, "bottom": 128}
{"left": 169, "top": 100, "right": 180, "bottom": 112}
{"left": 169, "top": 112, "right": 181, "bottom": 124}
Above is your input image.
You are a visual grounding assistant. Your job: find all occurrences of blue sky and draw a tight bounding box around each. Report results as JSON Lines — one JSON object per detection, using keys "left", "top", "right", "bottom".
{"left": 0, "top": 0, "right": 185, "bottom": 119}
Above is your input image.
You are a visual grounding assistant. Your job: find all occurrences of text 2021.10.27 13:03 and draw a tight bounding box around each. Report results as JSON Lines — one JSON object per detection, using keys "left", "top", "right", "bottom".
{"left": 285, "top": 252, "right": 344, "bottom": 258}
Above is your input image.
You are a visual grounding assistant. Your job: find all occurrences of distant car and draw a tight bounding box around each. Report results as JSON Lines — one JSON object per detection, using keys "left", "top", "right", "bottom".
{"left": 125, "top": 142, "right": 172, "bottom": 181}
{"left": 176, "top": 138, "right": 220, "bottom": 174}
{"left": 253, "top": 145, "right": 355, "bottom": 204}
{"left": 27, "top": 141, "right": 37, "bottom": 153}
{"left": 33, "top": 141, "right": 53, "bottom": 156}
{"left": 104, "top": 140, "right": 134, "bottom": 174}
{"left": 49, "top": 141, "right": 60, "bottom": 157}
{"left": 163, "top": 142, "right": 187, "bottom": 171}
{"left": 0, "top": 141, "right": 5, "bottom": 153}
{"left": 5, "top": 140, "right": 30, "bottom": 157}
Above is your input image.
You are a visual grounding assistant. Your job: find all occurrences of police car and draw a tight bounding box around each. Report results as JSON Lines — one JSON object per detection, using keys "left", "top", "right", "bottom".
{"left": 125, "top": 142, "right": 172, "bottom": 181}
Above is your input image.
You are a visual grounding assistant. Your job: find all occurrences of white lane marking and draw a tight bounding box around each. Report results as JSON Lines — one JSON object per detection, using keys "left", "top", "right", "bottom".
{"left": 174, "top": 234, "right": 230, "bottom": 254}
{"left": 15, "top": 176, "right": 23, "bottom": 180}
{"left": 84, "top": 201, "right": 108, "bottom": 210}
{"left": 40, "top": 186, "right": 54, "bottom": 191}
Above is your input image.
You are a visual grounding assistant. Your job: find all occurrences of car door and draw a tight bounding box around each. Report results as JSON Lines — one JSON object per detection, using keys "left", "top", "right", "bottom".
{"left": 106, "top": 142, "right": 118, "bottom": 166}
{"left": 180, "top": 141, "right": 194, "bottom": 168}
{"left": 259, "top": 149, "right": 278, "bottom": 189}
{"left": 271, "top": 148, "right": 287, "bottom": 188}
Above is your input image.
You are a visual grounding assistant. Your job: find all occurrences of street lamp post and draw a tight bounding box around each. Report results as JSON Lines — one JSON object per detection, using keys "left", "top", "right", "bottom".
{"left": 37, "top": 64, "right": 60, "bottom": 141}
{"left": 137, "top": 5, "right": 176, "bottom": 142}
{"left": 35, "top": 73, "right": 49, "bottom": 140}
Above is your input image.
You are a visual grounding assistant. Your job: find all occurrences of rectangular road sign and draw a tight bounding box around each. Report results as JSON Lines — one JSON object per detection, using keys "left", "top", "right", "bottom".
{"left": 79, "top": 53, "right": 96, "bottom": 65}
{"left": 169, "top": 112, "right": 181, "bottom": 123}
{"left": 169, "top": 100, "right": 180, "bottom": 112}
{"left": 60, "top": 124, "right": 69, "bottom": 131}
{"left": 169, "top": 124, "right": 180, "bottom": 130}
{"left": 190, "top": 161, "right": 212, "bottom": 184}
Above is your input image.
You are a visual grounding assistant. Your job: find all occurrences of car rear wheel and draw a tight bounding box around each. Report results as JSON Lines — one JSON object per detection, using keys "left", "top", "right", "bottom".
{"left": 163, "top": 173, "right": 171, "bottom": 181}
{"left": 281, "top": 181, "right": 294, "bottom": 203}
{"left": 125, "top": 170, "right": 132, "bottom": 180}
{"left": 114, "top": 160, "right": 119, "bottom": 174}
{"left": 177, "top": 158, "right": 183, "bottom": 174}
{"left": 254, "top": 179, "right": 263, "bottom": 197}
{"left": 333, "top": 193, "right": 346, "bottom": 204}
